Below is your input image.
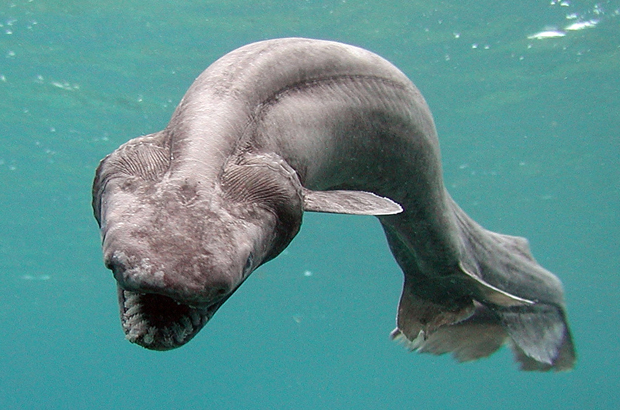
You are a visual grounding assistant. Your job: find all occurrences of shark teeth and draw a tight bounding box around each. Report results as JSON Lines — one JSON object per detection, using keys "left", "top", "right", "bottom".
{"left": 119, "top": 288, "right": 208, "bottom": 350}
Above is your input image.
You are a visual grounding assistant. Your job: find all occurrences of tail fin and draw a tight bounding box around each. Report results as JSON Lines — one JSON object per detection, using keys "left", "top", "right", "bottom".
{"left": 495, "top": 304, "right": 575, "bottom": 371}
{"left": 389, "top": 199, "right": 576, "bottom": 371}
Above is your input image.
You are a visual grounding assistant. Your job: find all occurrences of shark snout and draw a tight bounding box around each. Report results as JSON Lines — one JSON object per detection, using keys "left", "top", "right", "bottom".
{"left": 104, "top": 249, "right": 234, "bottom": 308}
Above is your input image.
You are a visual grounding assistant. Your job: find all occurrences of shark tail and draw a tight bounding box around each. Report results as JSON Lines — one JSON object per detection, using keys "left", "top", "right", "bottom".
{"left": 390, "top": 199, "right": 576, "bottom": 371}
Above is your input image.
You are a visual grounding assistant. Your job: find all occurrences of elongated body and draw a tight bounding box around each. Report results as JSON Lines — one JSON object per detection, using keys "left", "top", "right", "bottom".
{"left": 93, "top": 38, "right": 575, "bottom": 370}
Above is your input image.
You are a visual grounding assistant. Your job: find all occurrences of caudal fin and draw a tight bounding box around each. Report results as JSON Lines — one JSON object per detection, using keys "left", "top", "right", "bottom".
{"left": 496, "top": 304, "right": 575, "bottom": 371}
{"left": 385, "top": 197, "right": 575, "bottom": 370}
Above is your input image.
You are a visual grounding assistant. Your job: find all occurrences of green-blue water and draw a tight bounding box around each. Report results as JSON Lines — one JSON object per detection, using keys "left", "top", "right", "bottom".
{"left": 1, "top": 0, "right": 618, "bottom": 408}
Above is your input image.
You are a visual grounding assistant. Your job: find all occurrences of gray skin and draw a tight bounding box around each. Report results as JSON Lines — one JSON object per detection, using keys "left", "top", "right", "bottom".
{"left": 93, "top": 38, "right": 575, "bottom": 371}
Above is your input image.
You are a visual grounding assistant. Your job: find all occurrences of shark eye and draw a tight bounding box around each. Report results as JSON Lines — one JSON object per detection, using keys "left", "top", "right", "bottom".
{"left": 243, "top": 253, "right": 254, "bottom": 276}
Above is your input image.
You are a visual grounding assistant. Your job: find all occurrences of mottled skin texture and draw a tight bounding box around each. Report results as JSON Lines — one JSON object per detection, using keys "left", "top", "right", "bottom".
{"left": 93, "top": 38, "right": 575, "bottom": 370}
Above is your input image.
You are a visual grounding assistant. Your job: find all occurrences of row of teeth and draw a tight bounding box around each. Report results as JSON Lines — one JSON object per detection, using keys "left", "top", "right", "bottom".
{"left": 121, "top": 290, "right": 203, "bottom": 348}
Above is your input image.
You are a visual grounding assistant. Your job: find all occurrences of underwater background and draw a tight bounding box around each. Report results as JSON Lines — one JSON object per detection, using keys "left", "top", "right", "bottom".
{"left": 1, "top": 0, "right": 618, "bottom": 408}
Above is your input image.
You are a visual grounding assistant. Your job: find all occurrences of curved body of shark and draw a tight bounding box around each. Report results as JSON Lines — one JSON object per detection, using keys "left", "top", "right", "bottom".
{"left": 93, "top": 38, "right": 575, "bottom": 371}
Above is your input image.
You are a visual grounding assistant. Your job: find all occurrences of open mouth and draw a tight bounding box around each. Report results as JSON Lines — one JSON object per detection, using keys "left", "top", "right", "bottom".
{"left": 117, "top": 287, "right": 220, "bottom": 350}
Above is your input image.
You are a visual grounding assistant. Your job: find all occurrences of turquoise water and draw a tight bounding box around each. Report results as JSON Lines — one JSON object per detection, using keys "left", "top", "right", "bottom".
{"left": 1, "top": 0, "right": 619, "bottom": 408}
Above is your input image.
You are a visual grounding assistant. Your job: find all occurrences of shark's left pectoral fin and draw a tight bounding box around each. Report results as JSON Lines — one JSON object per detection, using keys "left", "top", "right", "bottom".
{"left": 302, "top": 188, "right": 403, "bottom": 215}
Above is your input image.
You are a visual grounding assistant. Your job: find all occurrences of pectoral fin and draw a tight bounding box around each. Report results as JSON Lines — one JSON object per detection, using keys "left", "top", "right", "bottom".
{"left": 302, "top": 188, "right": 403, "bottom": 215}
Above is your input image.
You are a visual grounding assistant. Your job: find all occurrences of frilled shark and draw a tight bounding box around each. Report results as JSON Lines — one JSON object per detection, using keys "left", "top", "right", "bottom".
{"left": 92, "top": 38, "right": 575, "bottom": 371}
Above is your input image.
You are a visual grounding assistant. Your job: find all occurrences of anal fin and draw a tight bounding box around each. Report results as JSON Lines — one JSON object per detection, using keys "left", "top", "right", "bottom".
{"left": 392, "top": 302, "right": 508, "bottom": 362}
{"left": 392, "top": 292, "right": 576, "bottom": 371}
{"left": 394, "top": 281, "right": 476, "bottom": 343}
